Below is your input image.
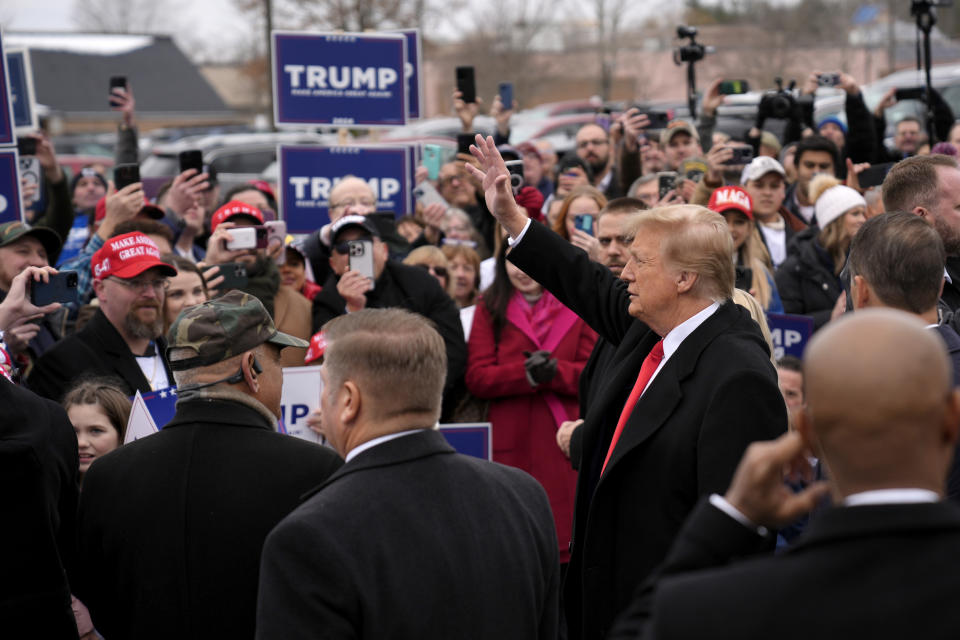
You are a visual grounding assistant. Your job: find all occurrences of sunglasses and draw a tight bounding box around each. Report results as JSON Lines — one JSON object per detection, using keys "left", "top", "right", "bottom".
{"left": 415, "top": 263, "right": 448, "bottom": 278}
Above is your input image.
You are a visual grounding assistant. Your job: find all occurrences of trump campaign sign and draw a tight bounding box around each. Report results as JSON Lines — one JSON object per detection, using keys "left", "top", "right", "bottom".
{"left": 766, "top": 312, "right": 814, "bottom": 360}
{"left": 7, "top": 48, "right": 37, "bottom": 132}
{"left": 278, "top": 144, "right": 412, "bottom": 233}
{"left": 272, "top": 31, "right": 407, "bottom": 128}
{"left": 0, "top": 28, "right": 17, "bottom": 145}
{"left": 393, "top": 29, "right": 423, "bottom": 119}
{"left": 0, "top": 148, "right": 23, "bottom": 224}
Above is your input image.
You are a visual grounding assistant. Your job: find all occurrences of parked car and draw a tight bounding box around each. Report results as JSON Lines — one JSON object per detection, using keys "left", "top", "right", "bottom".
{"left": 140, "top": 131, "right": 339, "bottom": 198}
{"left": 378, "top": 116, "right": 496, "bottom": 141}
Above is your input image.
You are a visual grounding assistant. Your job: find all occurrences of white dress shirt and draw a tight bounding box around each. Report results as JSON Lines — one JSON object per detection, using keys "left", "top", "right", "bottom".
{"left": 345, "top": 428, "right": 427, "bottom": 463}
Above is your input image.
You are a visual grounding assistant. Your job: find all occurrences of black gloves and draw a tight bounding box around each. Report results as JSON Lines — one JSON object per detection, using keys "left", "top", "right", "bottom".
{"left": 524, "top": 350, "right": 558, "bottom": 386}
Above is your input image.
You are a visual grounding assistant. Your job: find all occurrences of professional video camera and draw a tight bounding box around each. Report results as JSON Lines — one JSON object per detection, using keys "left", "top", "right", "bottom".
{"left": 757, "top": 78, "right": 799, "bottom": 124}
{"left": 673, "top": 26, "right": 714, "bottom": 118}
{"left": 673, "top": 26, "right": 708, "bottom": 64}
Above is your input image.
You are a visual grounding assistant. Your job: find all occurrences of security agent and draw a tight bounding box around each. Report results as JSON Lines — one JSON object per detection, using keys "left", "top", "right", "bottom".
{"left": 73, "top": 291, "right": 341, "bottom": 640}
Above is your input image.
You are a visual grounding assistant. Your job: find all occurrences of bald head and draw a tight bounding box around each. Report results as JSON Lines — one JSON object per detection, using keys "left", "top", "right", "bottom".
{"left": 801, "top": 309, "right": 959, "bottom": 497}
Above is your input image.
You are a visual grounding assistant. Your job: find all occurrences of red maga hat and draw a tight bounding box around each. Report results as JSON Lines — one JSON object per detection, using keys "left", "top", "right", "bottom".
{"left": 91, "top": 232, "right": 177, "bottom": 280}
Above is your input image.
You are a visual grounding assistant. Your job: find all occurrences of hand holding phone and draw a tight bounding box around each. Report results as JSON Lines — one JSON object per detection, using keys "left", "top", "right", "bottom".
{"left": 30, "top": 271, "right": 79, "bottom": 307}
{"left": 573, "top": 215, "right": 595, "bottom": 237}
{"left": 215, "top": 263, "right": 249, "bottom": 292}
{"left": 498, "top": 82, "right": 514, "bottom": 110}
{"left": 113, "top": 163, "right": 141, "bottom": 191}
{"left": 225, "top": 226, "right": 268, "bottom": 251}
{"left": 178, "top": 150, "right": 204, "bottom": 175}
{"left": 348, "top": 239, "right": 376, "bottom": 288}
{"left": 109, "top": 75, "right": 127, "bottom": 107}
{"left": 719, "top": 80, "right": 750, "bottom": 95}
{"left": 456, "top": 66, "right": 476, "bottom": 104}
{"left": 423, "top": 144, "right": 443, "bottom": 181}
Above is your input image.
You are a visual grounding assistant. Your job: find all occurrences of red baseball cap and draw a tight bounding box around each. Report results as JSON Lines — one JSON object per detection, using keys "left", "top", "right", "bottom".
{"left": 91, "top": 232, "right": 178, "bottom": 280}
{"left": 707, "top": 186, "right": 753, "bottom": 221}
{"left": 304, "top": 330, "right": 326, "bottom": 364}
{"left": 93, "top": 195, "right": 164, "bottom": 223}
{"left": 210, "top": 200, "right": 265, "bottom": 233}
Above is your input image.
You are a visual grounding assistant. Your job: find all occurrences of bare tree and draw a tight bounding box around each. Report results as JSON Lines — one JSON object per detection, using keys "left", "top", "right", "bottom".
{"left": 71, "top": 0, "right": 182, "bottom": 33}
{"left": 592, "top": 0, "right": 633, "bottom": 100}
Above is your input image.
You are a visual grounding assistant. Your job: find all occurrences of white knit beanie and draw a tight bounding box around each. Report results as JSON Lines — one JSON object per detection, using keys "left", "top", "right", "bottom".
{"left": 814, "top": 185, "right": 866, "bottom": 229}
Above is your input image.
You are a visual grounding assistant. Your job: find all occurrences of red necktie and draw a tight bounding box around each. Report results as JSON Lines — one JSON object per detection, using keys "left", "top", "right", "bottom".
{"left": 600, "top": 340, "right": 665, "bottom": 475}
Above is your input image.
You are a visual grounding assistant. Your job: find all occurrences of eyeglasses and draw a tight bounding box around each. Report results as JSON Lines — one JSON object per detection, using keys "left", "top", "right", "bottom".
{"left": 577, "top": 139, "right": 609, "bottom": 149}
{"left": 331, "top": 199, "right": 376, "bottom": 210}
{"left": 109, "top": 276, "right": 167, "bottom": 294}
{"left": 415, "top": 263, "right": 448, "bottom": 278}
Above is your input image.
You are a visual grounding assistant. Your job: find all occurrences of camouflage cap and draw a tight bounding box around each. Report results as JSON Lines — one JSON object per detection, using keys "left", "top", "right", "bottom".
{"left": 0, "top": 221, "right": 62, "bottom": 258}
{"left": 166, "top": 290, "right": 309, "bottom": 371}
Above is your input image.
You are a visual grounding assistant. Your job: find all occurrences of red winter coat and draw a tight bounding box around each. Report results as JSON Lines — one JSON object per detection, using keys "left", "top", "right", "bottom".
{"left": 466, "top": 292, "right": 596, "bottom": 563}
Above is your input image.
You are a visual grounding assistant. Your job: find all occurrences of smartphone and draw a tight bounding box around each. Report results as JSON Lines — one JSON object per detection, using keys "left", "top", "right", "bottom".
{"left": 109, "top": 75, "right": 127, "bottom": 107}
{"left": 31, "top": 271, "right": 79, "bottom": 306}
{"left": 894, "top": 87, "right": 925, "bottom": 101}
{"left": 817, "top": 73, "right": 841, "bottom": 88}
{"left": 456, "top": 133, "right": 474, "bottom": 156}
{"left": 225, "top": 226, "right": 268, "bottom": 251}
{"left": 573, "top": 214, "right": 594, "bottom": 237}
{"left": 643, "top": 111, "right": 670, "bottom": 129}
{"left": 456, "top": 66, "right": 476, "bottom": 104}
{"left": 16, "top": 137, "right": 37, "bottom": 156}
{"left": 178, "top": 150, "right": 204, "bottom": 175}
{"left": 114, "top": 163, "right": 140, "bottom": 191}
{"left": 216, "top": 262, "right": 249, "bottom": 291}
{"left": 265, "top": 220, "right": 287, "bottom": 265}
{"left": 348, "top": 239, "right": 376, "bottom": 287}
{"left": 657, "top": 172, "right": 678, "bottom": 200}
{"left": 505, "top": 159, "right": 525, "bottom": 195}
{"left": 857, "top": 162, "right": 895, "bottom": 189}
{"left": 498, "top": 82, "right": 514, "bottom": 109}
{"left": 719, "top": 80, "right": 750, "bottom": 95}
{"left": 423, "top": 144, "right": 443, "bottom": 181}
{"left": 414, "top": 181, "right": 449, "bottom": 210}
{"left": 723, "top": 146, "right": 754, "bottom": 166}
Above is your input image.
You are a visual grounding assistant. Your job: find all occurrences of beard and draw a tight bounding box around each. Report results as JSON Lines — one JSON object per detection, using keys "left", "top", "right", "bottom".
{"left": 931, "top": 213, "right": 960, "bottom": 256}
{"left": 587, "top": 156, "right": 608, "bottom": 177}
{"left": 124, "top": 301, "right": 163, "bottom": 340}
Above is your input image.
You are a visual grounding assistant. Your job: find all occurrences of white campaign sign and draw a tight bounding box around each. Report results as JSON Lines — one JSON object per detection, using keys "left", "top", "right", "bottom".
{"left": 124, "top": 390, "right": 159, "bottom": 443}
{"left": 279, "top": 365, "right": 324, "bottom": 444}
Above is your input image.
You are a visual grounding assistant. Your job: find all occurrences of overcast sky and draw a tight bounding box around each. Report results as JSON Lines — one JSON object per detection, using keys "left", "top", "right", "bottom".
{"left": 3, "top": 0, "right": 249, "bottom": 60}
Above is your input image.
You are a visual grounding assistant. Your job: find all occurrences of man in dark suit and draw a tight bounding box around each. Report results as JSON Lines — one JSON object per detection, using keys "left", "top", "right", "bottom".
{"left": 74, "top": 291, "right": 342, "bottom": 640}
{"left": 610, "top": 309, "right": 960, "bottom": 639}
{"left": 0, "top": 266, "right": 79, "bottom": 638}
{"left": 256, "top": 308, "right": 559, "bottom": 640}
{"left": 882, "top": 154, "right": 960, "bottom": 311}
{"left": 467, "top": 135, "right": 787, "bottom": 640}
{"left": 29, "top": 231, "right": 177, "bottom": 400}
{"left": 312, "top": 214, "right": 466, "bottom": 418}
{"left": 846, "top": 211, "right": 960, "bottom": 502}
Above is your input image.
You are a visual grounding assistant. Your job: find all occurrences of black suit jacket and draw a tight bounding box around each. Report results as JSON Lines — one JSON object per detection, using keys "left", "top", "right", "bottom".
{"left": 256, "top": 429, "right": 560, "bottom": 640}
{"left": 0, "top": 378, "right": 79, "bottom": 638}
{"left": 27, "top": 308, "right": 173, "bottom": 401}
{"left": 74, "top": 399, "right": 342, "bottom": 640}
{"left": 509, "top": 222, "right": 787, "bottom": 640}
{"left": 611, "top": 499, "right": 960, "bottom": 640}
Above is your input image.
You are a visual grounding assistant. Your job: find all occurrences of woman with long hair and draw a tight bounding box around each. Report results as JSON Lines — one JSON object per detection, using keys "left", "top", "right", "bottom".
{"left": 707, "top": 186, "right": 783, "bottom": 313}
{"left": 465, "top": 242, "right": 597, "bottom": 566}
{"left": 161, "top": 255, "right": 209, "bottom": 333}
{"left": 63, "top": 379, "right": 132, "bottom": 481}
{"left": 551, "top": 185, "right": 607, "bottom": 262}
{"left": 775, "top": 175, "right": 867, "bottom": 330}
{"left": 441, "top": 243, "right": 482, "bottom": 340}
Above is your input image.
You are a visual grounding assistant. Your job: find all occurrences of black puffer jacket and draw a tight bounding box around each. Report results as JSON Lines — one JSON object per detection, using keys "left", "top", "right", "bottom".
{"left": 774, "top": 227, "right": 842, "bottom": 331}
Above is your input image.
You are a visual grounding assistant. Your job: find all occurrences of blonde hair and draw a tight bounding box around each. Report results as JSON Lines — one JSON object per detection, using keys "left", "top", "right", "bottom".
{"left": 630, "top": 204, "right": 735, "bottom": 302}
{"left": 732, "top": 289, "right": 776, "bottom": 365}
{"left": 735, "top": 219, "right": 775, "bottom": 309}
{"left": 810, "top": 175, "right": 853, "bottom": 275}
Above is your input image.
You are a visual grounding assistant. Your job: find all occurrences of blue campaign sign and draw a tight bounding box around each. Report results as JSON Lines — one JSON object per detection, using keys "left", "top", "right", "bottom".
{"left": 278, "top": 144, "right": 412, "bottom": 233}
{"left": 128, "top": 386, "right": 179, "bottom": 432}
{"left": 767, "top": 312, "right": 814, "bottom": 360}
{"left": 394, "top": 29, "right": 423, "bottom": 119}
{"left": 0, "top": 29, "right": 16, "bottom": 145}
{"left": 439, "top": 423, "right": 492, "bottom": 461}
{"left": 272, "top": 31, "right": 407, "bottom": 128}
{"left": 7, "top": 49, "right": 37, "bottom": 131}
{"left": 0, "top": 149, "right": 24, "bottom": 224}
